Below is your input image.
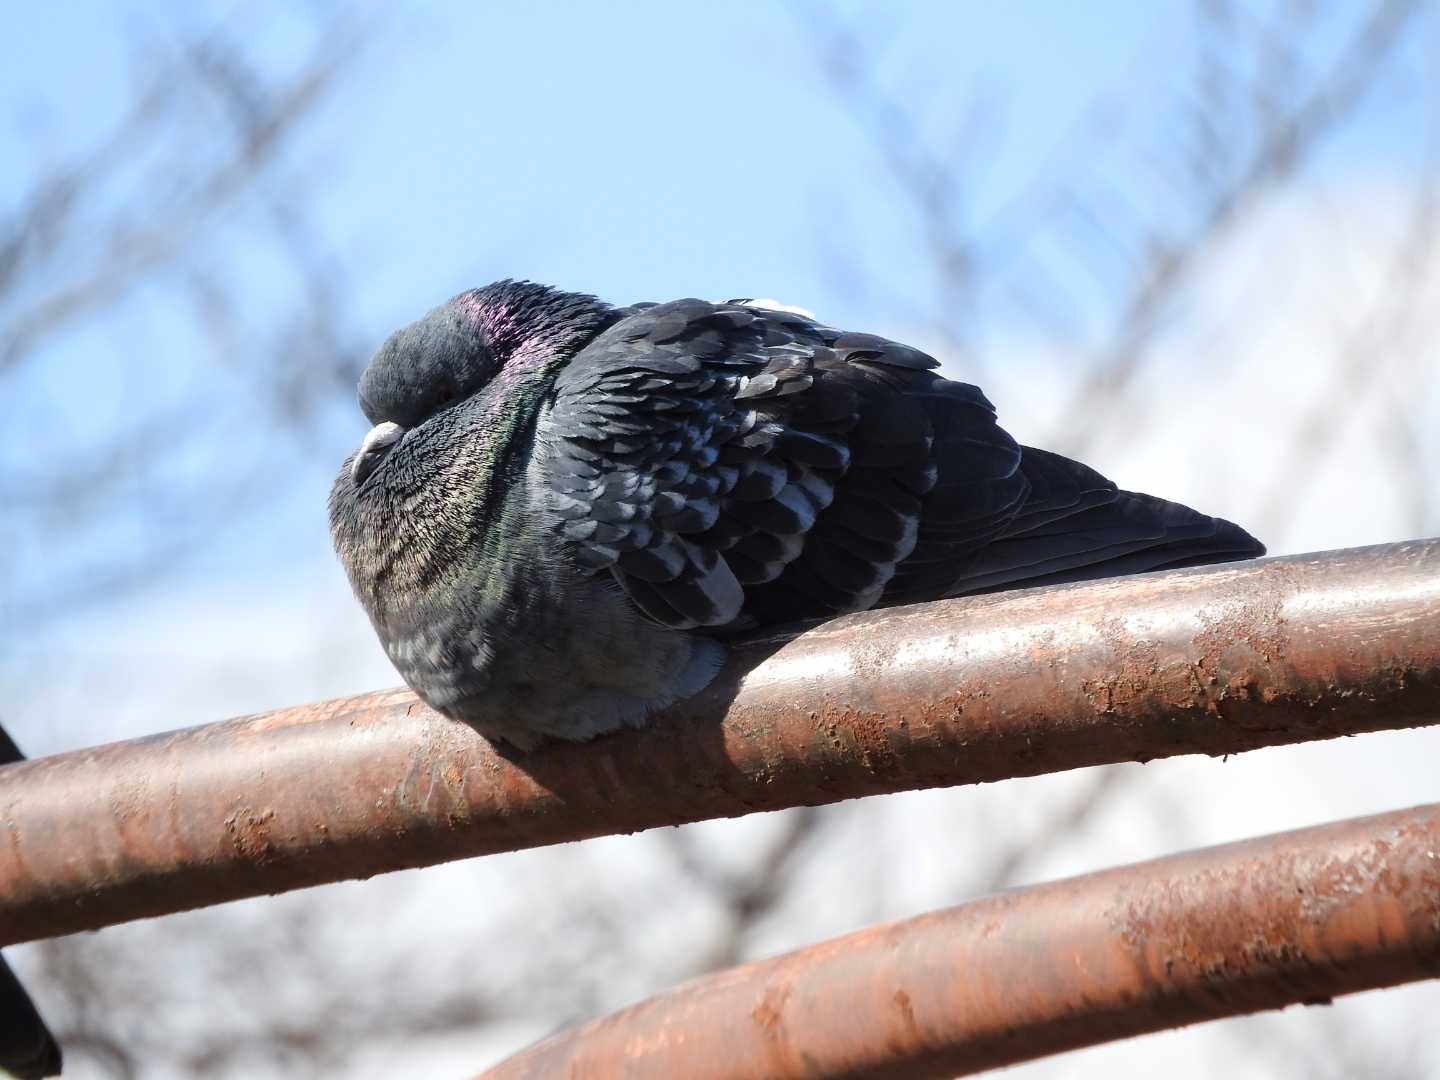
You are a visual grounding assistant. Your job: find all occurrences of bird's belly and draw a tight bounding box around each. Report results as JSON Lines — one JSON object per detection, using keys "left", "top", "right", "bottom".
{"left": 380, "top": 572, "right": 726, "bottom": 749}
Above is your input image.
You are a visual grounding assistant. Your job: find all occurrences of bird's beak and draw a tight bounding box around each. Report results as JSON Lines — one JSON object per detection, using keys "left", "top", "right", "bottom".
{"left": 350, "top": 421, "right": 407, "bottom": 485}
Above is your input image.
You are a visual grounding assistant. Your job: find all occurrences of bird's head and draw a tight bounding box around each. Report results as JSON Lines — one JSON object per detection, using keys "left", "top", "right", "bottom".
{"left": 347, "top": 280, "right": 616, "bottom": 486}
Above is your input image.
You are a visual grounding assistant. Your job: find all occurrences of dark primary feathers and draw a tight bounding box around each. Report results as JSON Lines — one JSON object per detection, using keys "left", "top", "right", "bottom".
{"left": 330, "top": 281, "right": 1263, "bottom": 747}
{"left": 0, "top": 725, "right": 62, "bottom": 1080}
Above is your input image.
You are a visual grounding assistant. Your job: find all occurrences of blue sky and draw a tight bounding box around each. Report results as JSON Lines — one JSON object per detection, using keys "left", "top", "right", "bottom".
{"left": 5, "top": 3, "right": 1174, "bottom": 318}
{"left": 6, "top": 1, "right": 1429, "bottom": 314}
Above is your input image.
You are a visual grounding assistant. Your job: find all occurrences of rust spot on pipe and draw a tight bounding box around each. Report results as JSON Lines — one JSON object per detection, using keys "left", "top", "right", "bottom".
{"left": 890, "top": 988, "right": 918, "bottom": 1046}
{"left": 223, "top": 807, "right": 277, "bottom": 862}
{"left": 752, "top": 983, "right": 789, "bottom": 1032}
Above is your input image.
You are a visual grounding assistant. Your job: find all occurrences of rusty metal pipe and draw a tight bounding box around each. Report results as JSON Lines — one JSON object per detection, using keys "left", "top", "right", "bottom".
{"left": 479, "top": 803, "right": 1440, "bottom": 1080}
{"left": 2, "top": 539, "right": 1439, "bottom": 945}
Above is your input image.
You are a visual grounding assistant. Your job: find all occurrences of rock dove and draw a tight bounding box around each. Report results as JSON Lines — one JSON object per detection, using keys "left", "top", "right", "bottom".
{"left": 330, "top": 281, "right": 1263, "bottom": 749}
{"left": 0, "top": 724, "right": 62, "bottom": 1079}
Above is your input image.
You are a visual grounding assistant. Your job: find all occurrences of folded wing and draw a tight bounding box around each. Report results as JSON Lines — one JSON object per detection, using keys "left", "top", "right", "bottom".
{"left": 542, "top": 299, "right": 1263, "bottom": 633}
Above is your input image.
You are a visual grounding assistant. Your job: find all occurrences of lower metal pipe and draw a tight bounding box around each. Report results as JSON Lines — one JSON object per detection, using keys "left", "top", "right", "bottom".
{"left": 481, "top": 804, "right": 1440, "bottom": 1079}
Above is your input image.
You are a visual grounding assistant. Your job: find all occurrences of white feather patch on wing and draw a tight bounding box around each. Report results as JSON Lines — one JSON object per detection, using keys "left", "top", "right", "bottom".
{"left": 724, "top": 298, "right": 819, "bottom": 320}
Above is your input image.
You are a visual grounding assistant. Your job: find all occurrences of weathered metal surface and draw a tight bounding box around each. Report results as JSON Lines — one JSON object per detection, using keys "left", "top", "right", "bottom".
{"left": 1, "top": 540, "right": 1438, "bottom": 945}
{"left": 480, "top": 804, "right": 1440, "bottom": 1080}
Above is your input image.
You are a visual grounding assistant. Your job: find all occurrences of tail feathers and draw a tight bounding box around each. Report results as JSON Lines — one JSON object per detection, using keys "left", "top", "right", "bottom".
{"left": 0, "top": 725, "right": 63, "bottom": 1080}
{"left": 882, "top": 445, "right": 1262, "bottom": 607}
{"left": 1000, "top": 446, "right": 1117, "bottom": 534}
{"left": 951, "top": 488, "right": 1264, "bottom": 596}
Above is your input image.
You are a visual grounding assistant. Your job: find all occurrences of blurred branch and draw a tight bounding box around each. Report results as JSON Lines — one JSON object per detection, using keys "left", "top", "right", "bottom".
{"left": 0, "top": 31, "right": 351, "bottom": 374}
{"left": 660, "top": 806, "right": 823, "bottom": 974}
{"left": 1253, "top": 161, "right": 1439, "bottom": 535}
{"left": 1384, "top": 395, "right": 1436, "bottom": 538}
{"left": 799, "top": 1, "right": 1424, "bottom": 453}
{"left": 974, "top": 765, "right": 1130, "bottom": 894}
{"left": 33, "top": 928, "right": 508, "bottom": 1078}
{"left": 0, "top": 12, "right": 369, "bottom": 622}
{"left": 794, "top": 0, "right": 994, "bottom": 361}
{"left": 1055, "top": 0, "right": 1423, "bottom": 457}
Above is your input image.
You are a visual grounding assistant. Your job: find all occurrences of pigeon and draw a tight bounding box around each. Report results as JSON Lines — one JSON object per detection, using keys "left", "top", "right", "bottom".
{"left": 330, "top": 281, "right": 1263, "bottom": 749}
{"left": 0, "top": 724, "right": 62, "bottom": 1080}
